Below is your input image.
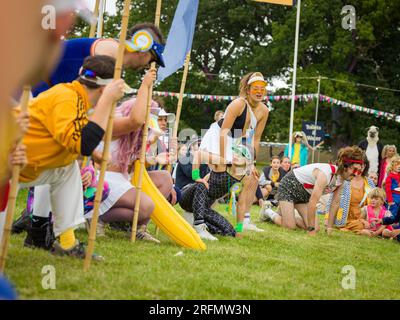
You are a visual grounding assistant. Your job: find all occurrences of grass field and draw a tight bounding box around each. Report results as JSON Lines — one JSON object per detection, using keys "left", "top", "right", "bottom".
{"left": 4, "top": 188, "right": 400, "bottom": 300}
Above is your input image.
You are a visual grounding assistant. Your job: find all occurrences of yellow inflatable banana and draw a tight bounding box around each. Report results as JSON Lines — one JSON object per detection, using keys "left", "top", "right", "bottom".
{"left": 132, "top": 161, "right": 206, "bottom": 250}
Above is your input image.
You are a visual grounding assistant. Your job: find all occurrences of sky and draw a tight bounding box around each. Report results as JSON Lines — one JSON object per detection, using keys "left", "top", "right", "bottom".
{"left": 84, "top": 0, "right": 117, "bottom": 16}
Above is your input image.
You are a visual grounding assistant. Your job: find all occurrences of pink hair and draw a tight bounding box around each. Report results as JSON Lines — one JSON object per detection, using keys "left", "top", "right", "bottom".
{"left": 115, "top": 98, "right": 159, "bottom": 175}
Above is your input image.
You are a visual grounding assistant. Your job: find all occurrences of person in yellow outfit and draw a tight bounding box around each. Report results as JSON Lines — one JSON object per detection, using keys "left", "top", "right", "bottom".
{"left": 18, "top": 55, "right": 127, "bottom": 260}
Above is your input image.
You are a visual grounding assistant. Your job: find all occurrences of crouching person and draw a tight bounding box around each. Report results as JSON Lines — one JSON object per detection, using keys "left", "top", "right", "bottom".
{"left": 18, "top": 55, "right": 126, "bottom": 260}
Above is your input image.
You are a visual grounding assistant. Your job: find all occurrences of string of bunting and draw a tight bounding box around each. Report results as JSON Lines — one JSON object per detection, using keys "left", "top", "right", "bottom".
{"left": 127, "top": 89, "right": 400, "bottom": 122}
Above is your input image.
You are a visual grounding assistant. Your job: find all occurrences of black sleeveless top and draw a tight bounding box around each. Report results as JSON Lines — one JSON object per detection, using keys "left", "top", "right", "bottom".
{"left": 217, "top": 104, "right": 248, "bottom": 139}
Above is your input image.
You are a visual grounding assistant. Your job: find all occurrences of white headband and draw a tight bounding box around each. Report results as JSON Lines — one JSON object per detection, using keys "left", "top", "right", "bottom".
{"left": 80, "top": 75, "right": 113, "bottom": 86}
{"left": 247, "top": 76, "right": 266, "bottom": 85}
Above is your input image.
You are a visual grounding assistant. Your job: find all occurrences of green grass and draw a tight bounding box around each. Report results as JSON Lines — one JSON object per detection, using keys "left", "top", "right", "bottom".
{"left": 4, "top": 188, "right": 400, "bottom": 300}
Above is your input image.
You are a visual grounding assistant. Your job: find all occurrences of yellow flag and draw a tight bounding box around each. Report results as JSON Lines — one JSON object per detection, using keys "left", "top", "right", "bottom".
{"left": 253, "top": 0, "right": 294, "bottom": 5}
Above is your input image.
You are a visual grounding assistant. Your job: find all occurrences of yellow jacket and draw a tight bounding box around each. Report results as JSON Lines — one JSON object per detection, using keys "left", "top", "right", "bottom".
{"left": 19, "top": 81, "right": 91, "bottom": 183}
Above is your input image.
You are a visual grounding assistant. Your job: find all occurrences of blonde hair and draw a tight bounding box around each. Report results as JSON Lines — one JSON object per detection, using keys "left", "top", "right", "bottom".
{"left": 387, "top": 155, "right": 400, "bottom": 174}
{"left": 367, "top": 187, "right": 386, "bottom": 203}
{"left": 292, "top": 131, "right": 309, "bottom": 146}
{"left": 214, "top": 110, "right": 224, "bottom": 122}
{"left": 239, "top": 72, "right": 265, "bottom": 98}
{"left": 381, "top": 145, "right": 397, "bottom": 159}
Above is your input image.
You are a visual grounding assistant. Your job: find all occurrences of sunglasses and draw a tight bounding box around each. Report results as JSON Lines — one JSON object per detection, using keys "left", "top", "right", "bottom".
{"left": 249, "top": 86, "right": 266, "bottom": 94}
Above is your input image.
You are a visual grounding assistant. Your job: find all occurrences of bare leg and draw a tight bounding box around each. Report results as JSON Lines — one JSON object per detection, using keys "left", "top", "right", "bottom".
{"left": 279, "top": 201, "right": 296, "bottom": 230}
{"left": 100, "top": 188, "right": 155, "bottom": 226}
{"left": 294, "top": 203, "right": 319, "bottom": 231}
{"left": 148, "top": 170, "right": 173, "bottom": 199}
{"left": 360, "top": 229, "right": 373, "bottom": 237}
{"left": 237, "top": 174, "right": 258, "bottom": 225}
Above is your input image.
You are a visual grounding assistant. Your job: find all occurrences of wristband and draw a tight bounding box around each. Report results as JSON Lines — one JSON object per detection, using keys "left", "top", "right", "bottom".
{"left": 235, "top": 222, "right": 243, "bottom": 233}
{"left": 192, "top": 168, "right": 200, "bottom": 181}
{"left": 307, "top": 227, "right": 315, "bottom": 232}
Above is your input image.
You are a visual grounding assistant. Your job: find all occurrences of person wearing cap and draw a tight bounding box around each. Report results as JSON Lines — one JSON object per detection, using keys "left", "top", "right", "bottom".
{"left": 32, "top": 22, "right": 165, "bottom": 97}
{"left": 275, "top": 146, "right": 368, "bottom": 236}
{"left": 199, "top": 72, "right": 270, "bottom": 234}
{"left": 16, "top": 55, "right": 126, "bottom": 259}
{"left": 284, "top": 131, "right": 316, "bottom": 167}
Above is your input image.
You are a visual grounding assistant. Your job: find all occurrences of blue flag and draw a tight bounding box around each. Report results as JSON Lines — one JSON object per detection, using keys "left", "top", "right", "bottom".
{"left": 157, "top": 0, "right": 199, "bottom": 82}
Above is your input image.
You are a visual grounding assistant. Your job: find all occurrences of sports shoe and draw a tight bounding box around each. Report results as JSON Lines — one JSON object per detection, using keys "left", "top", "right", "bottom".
{"left": 243, "top": 220, "right": 264, "bottom": 232}
{"left": 24, "top": 219, "right": 55, "bottom": 250}
{"left": 85, "top": 218, "right": 106, "bottom": 237}
{"left": 259, "top": 201, "right": 275, "bottom": 223}
{"left": 12, "top": 209, "right": 31, "bottom": 234}
{"left": 183, "top": 211, "right": 194, "bottom": 226}
{"left": 135, "top": 225, "right": 161, "bottom": 244}
{"left": 51, "top": 240, "right": 104, "bottom": 261}
{"left": 194, "top": 223, "right": 218, "bottom": 241}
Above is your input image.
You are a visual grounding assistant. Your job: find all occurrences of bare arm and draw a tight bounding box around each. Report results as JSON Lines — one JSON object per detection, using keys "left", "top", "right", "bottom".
{"left": 219, "top": 99, "right": 244, "bottom": 159}
{"left": 307, "top": 169, "right": 328, "bottom": 231}
{"left": 253, "top": 105, "right": 269, "bottom": 159}
{"left": 327, "top": 185, "right": 343, "bottom": 232}
{"left": 112, "top": 69, "right": 156, "bottom": 138}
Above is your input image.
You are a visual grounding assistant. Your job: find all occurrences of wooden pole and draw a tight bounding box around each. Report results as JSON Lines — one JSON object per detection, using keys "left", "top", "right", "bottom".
{"left": 97, "top": 0, "right": 106, "bottom": 38}
{"left": 89, "top": 0, "right": 101, "bottom": 38}
{"left": 130, "top": 0, "right": 163, "bottom": 242}
{"left": 0, "top": 86, "right": 31, "bottom": 273}
{"left": 83, "top": 0, "right": 132, "bottom": 272}
{"left": 166, "top": 53, "right": 191, "bottom": 173}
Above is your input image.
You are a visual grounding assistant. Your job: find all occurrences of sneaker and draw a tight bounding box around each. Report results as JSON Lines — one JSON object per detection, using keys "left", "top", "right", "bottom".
{"left": 243, "top": 220, "right": 264, "bottom": 232}
{"left": 135, "top": 225, "right": 161, "bottom": 244}
{"left": 85, "top": 218, "right": 106, "bottom": 237}
{"left": 51, "top": 240, "right": 104, "bottom": 261}
{"left": 183, "top": 211, "right": 194, "bottom": 226}
{"left": 24, "top": 219, "right": 55, "bottom": 250}
{"left": 12, "top": 209, "right": 31, "bottom": 234}
{"left": 194, "top": 223, "right": 218, "bottom": 241}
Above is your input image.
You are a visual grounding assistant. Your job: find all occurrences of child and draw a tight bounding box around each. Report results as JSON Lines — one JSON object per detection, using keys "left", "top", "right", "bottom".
{"left": 360, "top": 188, "right": 394, "bottom": 238}
{"left": 385, "top": 155, "right": 400, "bottom": 217}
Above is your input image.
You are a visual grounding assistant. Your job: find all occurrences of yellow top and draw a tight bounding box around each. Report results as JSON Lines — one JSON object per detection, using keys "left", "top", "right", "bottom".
{"left": 19, "top": 81, "right": 91, "bottom": 183}
{"left": 271, "top": 170, "right": 280, "bottom": 183}
{"left": 292, "top": 143, "right": 301, "bottom": 165}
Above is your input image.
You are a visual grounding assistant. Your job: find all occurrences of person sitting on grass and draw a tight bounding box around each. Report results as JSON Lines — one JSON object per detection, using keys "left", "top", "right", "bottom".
{"left": 17, "top": 55, "right": 126, "bottom": 260}
{"left": 281, "top": 156, "right": 292, "bottom": 173}
{"left": 360, "top": 188, "right": 394, "bottom": 238}
{"left": 179, "top": 145, "right": 254, "bottom": 240}
{"left": 384, "top": 155, "right": 400, "bottom": 218}
{"left": 259, "top": 156, "right": 287, "bottom": 200}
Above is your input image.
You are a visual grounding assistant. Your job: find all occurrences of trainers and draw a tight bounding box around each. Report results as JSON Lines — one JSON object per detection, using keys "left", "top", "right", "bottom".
{"left": 135, "top": 225, "right": 161, "bottom": 244}
{"left": 194, "top": 223, "right": 218, "bottom": 241}
{"left": 12, "top": 209, "right": 31, "bottom": 234}
{"left": 183, "top": 211, "right": 194, "bottom": 226}
{"left": 243, "top": 220, "right": 265, "bottom": 232}
{"left": 85, "top": 218, "right": 106, "bottom": 237}
{"left": 51, "top": 240, "right": 104, "bottom": 261}
{"left": 24, "top": 219, "right": 55, "bottom": 250}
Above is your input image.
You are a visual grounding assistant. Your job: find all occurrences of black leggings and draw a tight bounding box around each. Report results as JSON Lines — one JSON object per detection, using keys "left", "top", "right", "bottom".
{"left": 179, "top": 171, "right": 238, "bottom": 237}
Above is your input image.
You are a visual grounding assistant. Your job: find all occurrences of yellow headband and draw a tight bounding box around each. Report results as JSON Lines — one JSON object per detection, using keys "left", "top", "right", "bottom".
{"left": 250, "top": 80, "right": 267, "bottom": 88}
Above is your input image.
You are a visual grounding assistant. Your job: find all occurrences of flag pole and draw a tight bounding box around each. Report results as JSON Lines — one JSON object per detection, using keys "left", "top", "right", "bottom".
{"left": 288, "top": 0, "right": 301, "bottom": 159}
{"left": 0, "top": 85, "right": 31, "bottom": 273}
{"left": 83, "top": 0, "right": 105, "bottom": 170}
{"left": 89, "top": 0, "right": 101, "bottom": 38}
{"left": 166, "top": 52, "right": 191, "bottom": 173}
{"left": 311, "top": 76, "right": 321, "bottom": 163}
{"left": 83, "top": 0, "right": 132, "bottom": 272}
{"left": 130, "top": 0, "right": 163, "bottom": 242}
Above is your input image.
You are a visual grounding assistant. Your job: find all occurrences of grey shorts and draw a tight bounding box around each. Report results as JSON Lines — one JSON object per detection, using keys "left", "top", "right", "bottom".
{"left": 275, "top": 171, "right": 311, "bottom": 204}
